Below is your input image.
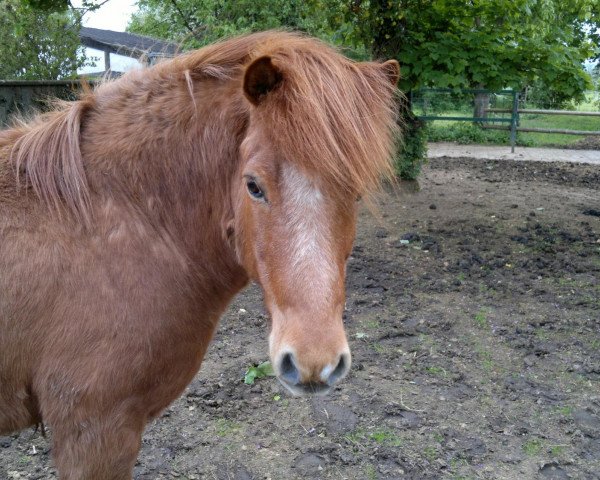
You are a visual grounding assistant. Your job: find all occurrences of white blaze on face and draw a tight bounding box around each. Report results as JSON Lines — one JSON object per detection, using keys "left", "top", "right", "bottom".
{"left": 280, "top": 163, "right": 336, "bottom": 299}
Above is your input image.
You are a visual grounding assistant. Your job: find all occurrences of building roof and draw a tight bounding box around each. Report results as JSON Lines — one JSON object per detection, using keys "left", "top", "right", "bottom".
{"left": 79, "top": 27, "right": 179, "bottom": 59}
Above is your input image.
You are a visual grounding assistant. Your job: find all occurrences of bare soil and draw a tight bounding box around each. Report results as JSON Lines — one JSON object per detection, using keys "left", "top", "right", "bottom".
{"left": 1, "top": 157, "right": 599, "bottom": 480}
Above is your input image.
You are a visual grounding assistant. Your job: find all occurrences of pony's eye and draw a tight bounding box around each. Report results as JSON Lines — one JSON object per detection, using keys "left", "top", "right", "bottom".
{"left": 246, "top": 179, "right": 265, "bottom": 201}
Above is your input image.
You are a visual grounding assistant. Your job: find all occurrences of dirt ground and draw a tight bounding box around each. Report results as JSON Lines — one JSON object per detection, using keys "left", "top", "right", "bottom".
{"left": 1, "top": 156, "right": 599, "bottom": 480}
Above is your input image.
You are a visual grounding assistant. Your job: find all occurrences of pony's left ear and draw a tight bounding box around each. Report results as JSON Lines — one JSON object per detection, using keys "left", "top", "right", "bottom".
{"left": 381, "top": 59, "right": 400, "bottom": 86}
{"left": 243, "top": 56, "right": 283, "bottom": 106}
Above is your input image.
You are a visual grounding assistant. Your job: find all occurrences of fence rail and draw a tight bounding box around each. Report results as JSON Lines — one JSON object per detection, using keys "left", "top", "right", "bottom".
{"left": 487, "top": 108, "right": 600, "bottom": 117}
{"left": 482, "top": 125, "right": 600, "bottom": 136}
{"left": 413, "top": 88, "right": 600, "bottom": 152}
{"left": 484, "top": 107, "right": 600, "bottom": 137}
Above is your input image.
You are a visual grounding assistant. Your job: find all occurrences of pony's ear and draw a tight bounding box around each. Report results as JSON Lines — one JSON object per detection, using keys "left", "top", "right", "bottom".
{"left": 243, "top": 56, "right": 283, "bottom": 105}
{"left": 381, "top": 59, "right": 400, "bottom": 86}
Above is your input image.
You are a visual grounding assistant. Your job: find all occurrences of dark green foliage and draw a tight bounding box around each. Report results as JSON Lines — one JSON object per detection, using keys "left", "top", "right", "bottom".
{"left": 524, "top": 78, "right": 586, "bottom": 110}
{"left": 21, "top": 0, "right": 67, "bottom": 11}
{"left": 1, "top": 0, "right": 86, "bottom": 80}
{"left": 395, "top": 107, "right": 428, "bottom": 180}
{"left": 128, "top": 0, "right": 333, "bottom": 50}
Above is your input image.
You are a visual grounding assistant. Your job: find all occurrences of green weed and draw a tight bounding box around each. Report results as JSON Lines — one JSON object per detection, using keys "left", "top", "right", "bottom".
{"left": 522, "top": 438, "right": 544, "bottom": 456}
{"left": 554, "top": 405, "right": 573, "bottom": 417}
{"left": 426, "top": 366, "right": 447, "bottom": 377}
{"left": 550, "top": 445, "right": 567, "bottom": 457}
{"left": 346, "top": 427, "right": 402, "bottom": 448}
{"left": 474, "top": 309, "right": 489, "bottom": 329}
{"left": 216, "top": 418, "right": 241, "bottom": 437}
{"left": 365, "top": 463, "right": 378, "bottom": 480}
{"left": 243, "top": 361, "right": 275, "bottom": 385}
{"left": 423, "top": 446, "right": 438, "bottom": 461}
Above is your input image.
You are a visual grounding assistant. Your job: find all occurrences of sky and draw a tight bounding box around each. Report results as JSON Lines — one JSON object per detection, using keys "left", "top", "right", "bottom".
{"left": 73, "top": 0, "right": 138, "bottom": 32}
{"left": 73, "top": 0, "right": 141, "bottom": 74}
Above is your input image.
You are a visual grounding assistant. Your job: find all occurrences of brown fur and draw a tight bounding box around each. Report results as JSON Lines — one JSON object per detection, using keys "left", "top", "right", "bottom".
{"left": 0, "top": 31, "right": 399, "bottom": 479}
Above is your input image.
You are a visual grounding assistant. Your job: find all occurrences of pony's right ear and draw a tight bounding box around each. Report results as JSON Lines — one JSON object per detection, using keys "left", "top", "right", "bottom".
{"left": 243, "top": 56, "right": 283, "bottom": 106}
{"left": 381, "top": 59, "right": 400, "bottom": 86}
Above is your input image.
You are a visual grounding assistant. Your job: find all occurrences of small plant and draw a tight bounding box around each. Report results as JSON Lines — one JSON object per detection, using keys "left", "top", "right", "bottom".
{"left": 555, "top": 405, "right": 573, "bottom": 417}
{"left": 364, "top": 319, "right": 380, "bottom": 329}
{"left": 550, "top": 445, "right": 566, "bottom": 457}
{"left": 474, "top": 309, "right": 489, "bottom": 329}
{"left": 426, "top": 366, "right": 447, "bottom": 377}
{"left": 522, "top": 438, "right": 543, "bottom": 456}
{"left": 365, "top": 463, "right": 378, "bottom": 480}
{"left": 346, "top": 427, "right": 402, "bottom": 448}
{"left": 216, "top": 418, "right": 241, "bottom": 437}
{"left": 423, "top": 445, "right": 438, "bottom": 461}
{"left": 243, "top": 360, "right": 275, "bottom": 385}
{"left": 369, "top": 429, "right": 402, "bottom": 447}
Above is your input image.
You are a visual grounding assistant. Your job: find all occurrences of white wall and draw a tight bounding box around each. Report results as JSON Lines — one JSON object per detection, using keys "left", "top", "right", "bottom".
{"left": 78, "top": 46, "right": 143, "bottom": 75}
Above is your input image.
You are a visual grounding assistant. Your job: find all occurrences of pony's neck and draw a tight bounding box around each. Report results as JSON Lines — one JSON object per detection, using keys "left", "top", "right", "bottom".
{"left": 84, "top": 72, "right": 248, "bottom": 263}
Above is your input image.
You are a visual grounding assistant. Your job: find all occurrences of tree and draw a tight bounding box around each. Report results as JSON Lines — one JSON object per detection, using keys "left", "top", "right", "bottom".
{"left": 322, "top": 0, "right": 598, "bottom": 98}
{"left": 0, "top": 0, "right": 86, "bottom": 79}
{"left": 318, "top": 0, "right": 599, "bottom": 173}
{"left": 128, "top": 0, "right": 331, "bottom": 50}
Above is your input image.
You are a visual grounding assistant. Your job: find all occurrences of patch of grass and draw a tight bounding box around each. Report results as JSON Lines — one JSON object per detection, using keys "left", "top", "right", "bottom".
{"left": 554, "top": 405, "right": 573, "bottom": 417}
{"left": 365, "top": 463, "right": 378, "bottom": 480}
{"left": 517, "top": 112, "right": 600, "bottom": 147}
{"left": 370, "top": 429, "right": 402, "bottom": 447}
{"left": 478, "top": 349, "right": 495, "bottom": 372}
{"left": 550, "top": 445, "right": 567, "bottom": 457}
{"left": 423, "top": 445, "right": 438, "bottom": 461}
{"left": 589, "top": 338, "right": 600, "bottom": 350}
{"left": 346, "top": 427, "right": 402, "bottom": 448}
{"left": 216, "top": 418, "right": 241, "bottom": 437}
{"left": 449, "top": 457, "right": 469, "bottom": 470}
{"left": 534, "top": 328, "right": 549, "bottom": 340}
{"left": 474, "top": 309, "right": 489, "bottom": 329}
{"left": 364, "top": 319, "right": 380, "bottom": 329}
{"left": 372, "top": 342, "right": 387, "bottom": 354}
{"left": 426, "top": 366, "right": 447, "bottom": 377}
{"left": 522, "top": 438, "right": 544, "bottom": 456}
{"left": 427, "top": 121, "right": 515, "bottom": 145}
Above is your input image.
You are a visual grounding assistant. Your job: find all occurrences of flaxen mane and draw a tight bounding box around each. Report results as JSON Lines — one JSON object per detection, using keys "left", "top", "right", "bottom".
{"left": 3, "top": 31, "right": 399, "bottom": 222}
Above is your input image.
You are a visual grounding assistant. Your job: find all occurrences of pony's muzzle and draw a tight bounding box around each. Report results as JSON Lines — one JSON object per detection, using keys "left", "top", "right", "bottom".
{"left": 275, "top": 350, "right": 351, "bottom": 396}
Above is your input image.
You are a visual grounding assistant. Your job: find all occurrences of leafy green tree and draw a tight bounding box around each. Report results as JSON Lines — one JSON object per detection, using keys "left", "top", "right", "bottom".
{"left": 323, "top": 0, "right": 598, "bottom": 97}
{"left": 0, "top": 0, "right": 86, "bottom": 79}
{"left": 320, "top": 0, "right": 599, "bottom": 175}
{"left": 128, "top": 0, "right": 331, "bottom": 49}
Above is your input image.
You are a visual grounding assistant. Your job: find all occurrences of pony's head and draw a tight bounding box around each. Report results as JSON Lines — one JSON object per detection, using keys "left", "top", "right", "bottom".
{"left": 228, "top": 36, "right": 400, "bottom": 396}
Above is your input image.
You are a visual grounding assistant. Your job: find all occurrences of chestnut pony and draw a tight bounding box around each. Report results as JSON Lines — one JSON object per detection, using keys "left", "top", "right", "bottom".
{"left": 0, "top": 31, "right": 399, "bottom": 478}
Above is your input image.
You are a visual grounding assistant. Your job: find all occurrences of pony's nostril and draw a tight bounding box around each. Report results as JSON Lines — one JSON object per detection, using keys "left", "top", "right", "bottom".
{"left": 279, "top": 352, "right": 300, "bottom": 385}
{"left": 324, "top": 354, "right": 350, "bottom": 386}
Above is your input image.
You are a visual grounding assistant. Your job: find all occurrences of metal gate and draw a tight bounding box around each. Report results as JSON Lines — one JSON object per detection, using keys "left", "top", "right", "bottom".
{"left": 411, "top": 88, "right": 600, "bottom": 153}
